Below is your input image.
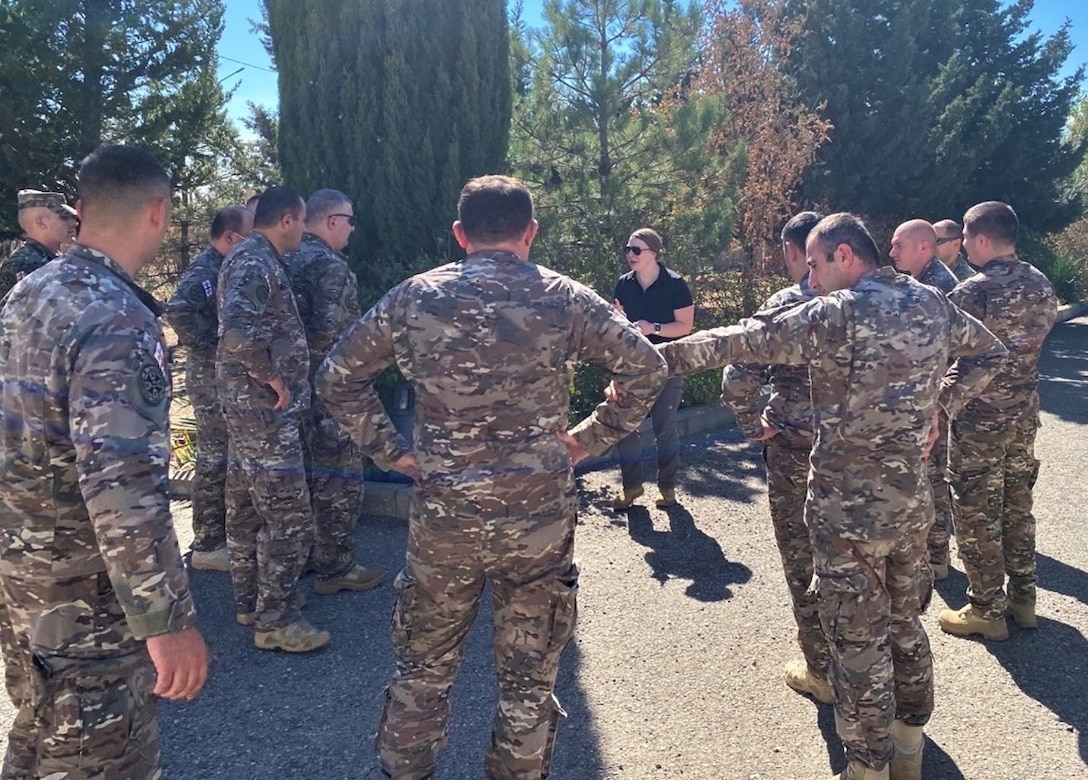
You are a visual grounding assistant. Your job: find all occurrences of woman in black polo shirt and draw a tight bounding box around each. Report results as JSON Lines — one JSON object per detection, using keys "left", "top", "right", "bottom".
{"left": 611, "top": 227, "right": 695, "bottom": 510}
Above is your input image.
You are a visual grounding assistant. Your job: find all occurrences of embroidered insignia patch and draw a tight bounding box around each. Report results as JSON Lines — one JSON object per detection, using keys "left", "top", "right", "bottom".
{"left": 202, "top": 279, "right": 214, "bottom": 298}
{"left": 138, "top": 362, "right": 167, "bottom": 405}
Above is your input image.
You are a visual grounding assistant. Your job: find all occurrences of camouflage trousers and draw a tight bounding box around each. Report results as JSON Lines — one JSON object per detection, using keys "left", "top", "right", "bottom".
{"left": 377, "top": 490, "right": 579, "bottom": 780}
{"left": 223, "top": 408, "right": 313, "bottom": 629}
{"left": 1, "top": 597, "right": 35, "bottom": 779}
{"left": 187, "top": 355, "right": 227, "bottom": 552}
{"left": 812, "top": 517, "right": 934, "bottom": 770}
{"left": 301, "top": 409, "right": 364, "bottom": 580}
{"left": 949, "top": 414, "right": 1040, "bottom": 617}
{"left": 763, "top": 436, "right": 828, "bottom": 676}
{"left": 924, "top": 416, "right": 953, "bottom": 566}
{"left": 615, "top": 376, "right": 684, "bottom": 491}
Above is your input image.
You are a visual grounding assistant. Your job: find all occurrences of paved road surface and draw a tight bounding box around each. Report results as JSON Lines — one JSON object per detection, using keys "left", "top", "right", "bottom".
{"left": 2, "top": 318, "right": 1087, "bottom": 779}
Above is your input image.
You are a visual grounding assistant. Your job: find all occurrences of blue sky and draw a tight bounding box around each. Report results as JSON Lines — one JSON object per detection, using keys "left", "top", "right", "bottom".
{"left": 217, "top": 0, "right": 1088, "bottom": 127}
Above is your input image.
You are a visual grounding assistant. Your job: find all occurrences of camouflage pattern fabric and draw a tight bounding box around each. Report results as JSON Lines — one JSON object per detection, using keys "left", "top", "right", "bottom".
{"left": 0, "top": 244, "right": 197, "bottom": 778}
{"left": 721, "top": 275, "right": 827, "bottom": 674}
{"left": 223, "top": 410, "right": 312, "bottom": 628}
{"left": 287, "top": 233, "right": 365, "bottom": 579}
{"left": 0, "top": 239, "right": 56, "bottom": 301}
{"left": 217, "top": 231, "right": 313, "bottom": 629}
{"left": 950, "top": 254, "right": 976, "bottom": 282}
{"left": 913, "top": 256, "right": 957, "bottom": 568}
{"left": 164, "top": 245, "right": 228, "bottom": 551}
{"left": 216, "top": 232, "right": 311, "bottom": 415}
{"left": 316, "top": 250, "right": 666, "bottom": 779}
{"left": 0, "top": 598, "right": 34, "bottom": 777}
{"left": 660, "top": 266, "right": 1008, "bottom": 770}
{"left": 948, "top": 254, "right": 1058, "bottom": 616}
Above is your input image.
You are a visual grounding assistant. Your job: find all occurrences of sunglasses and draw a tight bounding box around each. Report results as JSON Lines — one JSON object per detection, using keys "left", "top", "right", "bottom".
{"left": 624, "top": 245, "right": 651, "bottom": 256}
{"left": 329, "top": 213, "right": 357, "bottom": 227}
{"left": 935, "top": 236, "right": 961, "bottom": 245}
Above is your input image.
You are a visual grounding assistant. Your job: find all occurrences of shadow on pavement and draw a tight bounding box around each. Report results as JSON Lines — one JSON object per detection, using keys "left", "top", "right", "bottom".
{"left": 626, "top": 504, "right": 752, "bottom": 602}
{"left": 933, "top": 566, "right": 970, "bottom": 609}
{"left": 983, "top": 616, "right": 1088, "bottom": 766}
{"left": 1038, "top": 552, "right": 1088, "bottom": 605}
{"left": 1039, "top": 320, "right": 1088, "bottom": 425}
{"left": 160, "top": 516, "right": 608, "bottom": 779}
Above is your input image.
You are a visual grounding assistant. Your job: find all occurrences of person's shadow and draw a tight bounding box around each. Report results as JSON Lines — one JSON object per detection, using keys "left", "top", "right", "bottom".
{"left": 625, "top": 504, "right": 752, "bottom": 601}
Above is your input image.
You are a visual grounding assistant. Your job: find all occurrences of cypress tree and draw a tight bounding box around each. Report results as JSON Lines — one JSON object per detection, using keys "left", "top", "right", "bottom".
{"left": 266, "top": 0, "right": 511, "bottom": 307}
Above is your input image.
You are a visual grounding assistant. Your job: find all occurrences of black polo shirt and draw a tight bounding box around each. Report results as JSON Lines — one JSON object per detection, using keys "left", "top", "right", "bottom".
{"left": 613, "top": 263, "right": 694, "bottom": 344}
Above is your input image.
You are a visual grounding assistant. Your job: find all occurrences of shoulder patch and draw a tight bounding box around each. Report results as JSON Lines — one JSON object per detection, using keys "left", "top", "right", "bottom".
{"left": 138, "top": 361, "right": 168, "bottom": 405}
{"left": 202, "top": 278, "right": 214, "bottom": 298}
{"left": 240, "top": 271, "right": 271, "bottom": 310}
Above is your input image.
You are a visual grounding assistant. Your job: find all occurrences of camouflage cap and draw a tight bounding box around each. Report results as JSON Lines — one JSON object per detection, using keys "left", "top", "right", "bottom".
{"left": 17, "top": 189, "right": 78, "bottom": 219}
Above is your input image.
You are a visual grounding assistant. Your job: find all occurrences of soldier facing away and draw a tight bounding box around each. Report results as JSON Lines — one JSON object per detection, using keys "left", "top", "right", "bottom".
{"left": 287, "top": 188, "right": 384, "bottom": 595}
{"left": 316, "top": 175, "right": 667, "bottom": 780}
{"left": 216, "top": 185, "right": 330, "bottom": 653}
{"left": 164, "top": 204, "right": 253, "bottom": 572}
{"left": 938, "top": 201, "right": 1059, "bottom": 642}
{"left": 0, "top": 189, "right": 79, "bottom": 300}
{"left": 720, "top": 211, "right": 831, "bottom": 705}
{"left": 889, "top": 218, "right": 959, "bottom": 582}
{"left": 657, "top": 213, "right": 1007, "bottom": 780}
{"left": 0, "top": 145, "right": 208, "bottom": 779}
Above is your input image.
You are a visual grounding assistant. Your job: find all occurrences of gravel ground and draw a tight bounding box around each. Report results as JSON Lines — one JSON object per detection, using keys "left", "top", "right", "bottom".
{"left": 2, "top": 317, "right": 1087, "bottom": 779}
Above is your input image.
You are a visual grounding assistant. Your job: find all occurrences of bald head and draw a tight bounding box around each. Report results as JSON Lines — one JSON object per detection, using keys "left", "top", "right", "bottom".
{"left": 889, "top": 219, "right": 937, "bottom": 277}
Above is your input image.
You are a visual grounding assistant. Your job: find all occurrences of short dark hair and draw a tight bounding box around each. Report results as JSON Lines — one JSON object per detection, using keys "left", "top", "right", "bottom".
{"left": 457, "top": 175, "right": 533, "bottom": 244}
{"left": 305, "top": 188, "right": 351, "bottom": 225}
{"left": 809, "top": 213, "right": 881, "bottom": 267}
{"left": 210, "top": 205, "right": 251, "bottom": 240}
{"left": 77, "top": 145, "right": 170, "bottom": 221}
{"left": 781, "top": 211, "right": 822, "bottom": 250}
{"left": 963, "top": 201, "right": 1018, "bottom": 247}
{"left": 253, "top": 186, "right": 304, "bottom": 229}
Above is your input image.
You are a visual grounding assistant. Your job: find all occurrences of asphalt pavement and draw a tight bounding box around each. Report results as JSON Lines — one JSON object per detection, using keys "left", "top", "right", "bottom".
{"left": 2, "top": 317, "right": 1087, "bottom": 779}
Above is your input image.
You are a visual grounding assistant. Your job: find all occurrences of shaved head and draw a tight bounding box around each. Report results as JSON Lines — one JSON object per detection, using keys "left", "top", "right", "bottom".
{"left": 933, "top": 219, "right": 962, "bottom": 240}
{"left": 889, "top": 219, "right": 937, "bottom": 277}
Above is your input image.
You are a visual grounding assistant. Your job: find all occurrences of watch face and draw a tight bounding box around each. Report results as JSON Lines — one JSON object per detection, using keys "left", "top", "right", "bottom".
{"left": 654, "top": 323, "right": 661, "bottom": 332}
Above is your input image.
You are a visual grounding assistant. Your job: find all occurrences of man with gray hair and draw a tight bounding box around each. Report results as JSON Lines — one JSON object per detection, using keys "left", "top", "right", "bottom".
{"left": 0, "top": 190, "right": 79, "bottom": 300}
{"left": 287, "top": 189, "right": 383, "bottom": 595}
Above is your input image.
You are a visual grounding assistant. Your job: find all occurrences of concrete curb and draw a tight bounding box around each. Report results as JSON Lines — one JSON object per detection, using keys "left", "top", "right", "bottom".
{"left": 170, "top": 404, "right": 737, "bottom": 520}
{"left": 1056, "top": 299, "right": 1088, "bottom": 324}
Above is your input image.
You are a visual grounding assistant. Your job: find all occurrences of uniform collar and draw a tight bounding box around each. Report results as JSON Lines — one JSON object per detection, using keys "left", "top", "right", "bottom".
{"left": 65, "top": 243, "right": 163, "bottom": 316}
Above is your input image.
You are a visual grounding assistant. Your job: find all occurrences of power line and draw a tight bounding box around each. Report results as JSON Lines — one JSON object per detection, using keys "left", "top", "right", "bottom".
{"left": 220, "top": 55, "right": 275, "bottom": 73}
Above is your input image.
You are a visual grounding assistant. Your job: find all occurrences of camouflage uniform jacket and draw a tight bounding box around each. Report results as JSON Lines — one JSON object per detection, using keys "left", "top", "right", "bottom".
{"left": 316, "top": 251, "right": 667, "bottom": 511}
{"left": 950, "top": 254, "right": 976, "bottom": 282}
{"left": 0, "top": 244, "right": 197, "bottom": 655}
{"left": 164, "top": 244, "right": 225, "bottom": 357}
{"left": 916, "top": 255, "right": 958, "bottom": 295}
{"left": 948, "top": 254, "right": 1058, "bottom": 426}
{"left": 286, "top": 232, "right": 362, "bottom": 388}
{"left": 216, "top": 232, "right": 311, "bottom": 414}
{"left": 0, "top": 239, "right": 56, "bottom": 301}
{"left": 721, "top": 274, "right": 816, "bottom": 443}
{"left": 661, "top": 267, "right": 1008, "bottom": 541}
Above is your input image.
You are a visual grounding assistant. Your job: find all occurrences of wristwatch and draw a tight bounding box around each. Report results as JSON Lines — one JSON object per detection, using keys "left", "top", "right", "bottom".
{"left": 653, "top": 322, "right": 662, "bottom": 334}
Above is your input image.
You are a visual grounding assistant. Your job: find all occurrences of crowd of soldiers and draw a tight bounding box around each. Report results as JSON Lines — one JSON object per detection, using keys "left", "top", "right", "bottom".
{"left": 0, "top": 143, "right": 1059, "bottom": 780}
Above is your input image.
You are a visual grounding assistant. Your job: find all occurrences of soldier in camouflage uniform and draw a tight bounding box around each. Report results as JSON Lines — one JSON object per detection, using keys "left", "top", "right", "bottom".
{"left": 889, "top": 219, "right": 959, "bottom": 582}
{"left": 164, "top": 205, "right": 253, "bottom": 572}
{"left": 0, "top": 145, "right": 208, "bottom": 780}
{"left": 316, "top": 175, "right": 667, "bottom": 780}
{"left": 659, "top": 213, "right": 1007, "bottom": 780}
{"left": 933, "top": 219, "right": 975, "bottom": 283}
{"left": 217, "top": 185, "right": 330, "bottom": 653}
{"left": 938, "top": 202, "right": 1059, "bottom": 642}
{"left": 0, "top": 190, "right": 79, "bottom": 300}
{"left": 720, "top": 211, "right": 831, "bottom": 704}
{"left": 286, "top": 189, "right": 383, "bottom": 595}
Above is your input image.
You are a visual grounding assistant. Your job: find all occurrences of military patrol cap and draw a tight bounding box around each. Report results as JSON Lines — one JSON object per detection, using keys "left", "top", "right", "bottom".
{"left": 17, "top": 189, "right": 78, "bottom": 218}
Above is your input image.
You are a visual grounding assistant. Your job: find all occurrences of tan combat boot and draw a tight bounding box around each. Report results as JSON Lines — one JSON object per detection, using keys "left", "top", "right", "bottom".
{"left": 314, "top": 565, "right": 385, "bottom": 595}
{"left": 784, "top": 658, "right": 834, "bottom": 705}
{"left": 612, "top": 484, "right": 644, "bottom": 511}
{"left": 889, "top": 721, "right": 924, "bottom": 780}
{"left": 191, "top": 546, "right": 230, "bottom": 572}
{"left": 655, "top": 487, "right": 678, "bottom": 508}
{"left": 1007, "top": 601, "right": 1037, "bottom": 629}
{"left": 833, "top": 761, "right": 890, "bottom": 780}
{"left": 938, "top": 604, "right": 1009, "bottom": 641}
{"left": 238, "top": 592, "right": 307, "bottom": 627}
{"left": 254, "top": 620, "right": 331, "bottom": 653}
